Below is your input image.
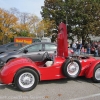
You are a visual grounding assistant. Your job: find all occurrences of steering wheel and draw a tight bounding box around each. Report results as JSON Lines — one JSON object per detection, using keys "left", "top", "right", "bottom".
{"left": 42, "top": 52, "right": 50, "bottom": 61}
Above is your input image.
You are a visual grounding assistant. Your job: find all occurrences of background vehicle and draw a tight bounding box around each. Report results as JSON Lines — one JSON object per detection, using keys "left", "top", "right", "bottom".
{"left": 0, "top": 42, "right": 74, "bottom": 67}
{"left": 41, "top": 37, "right": 51, "bottom": 42}
{"left": 0, "top": 42, "right": 27, "bottom": 54}
{"left": 0, "top": 42, "right": 57, "bottom": 67}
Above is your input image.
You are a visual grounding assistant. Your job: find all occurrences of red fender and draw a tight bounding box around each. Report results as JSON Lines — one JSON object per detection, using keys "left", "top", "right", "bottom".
{"left": 0, "top": 58, "right": 40, "bottom": 84}
{"left": 85, "top": 60, "right": 100, "bottom": 78}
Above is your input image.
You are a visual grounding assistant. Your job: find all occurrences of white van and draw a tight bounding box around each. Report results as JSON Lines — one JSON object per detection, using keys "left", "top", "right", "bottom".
{"left": 41, "top": 37, "right": 51, "bottom": 42}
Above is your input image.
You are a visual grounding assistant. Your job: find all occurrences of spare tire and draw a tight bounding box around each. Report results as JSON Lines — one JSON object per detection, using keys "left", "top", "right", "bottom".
{"left": 62, "top": 58, "right": 81, "bottom": 79}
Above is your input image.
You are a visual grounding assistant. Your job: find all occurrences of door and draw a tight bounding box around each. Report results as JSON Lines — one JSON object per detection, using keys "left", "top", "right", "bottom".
{"left": 22, "top": 43, "right": 44, "bottom": 61}
{"left": 44, "top": 43, "right": 57, "bottom": 56}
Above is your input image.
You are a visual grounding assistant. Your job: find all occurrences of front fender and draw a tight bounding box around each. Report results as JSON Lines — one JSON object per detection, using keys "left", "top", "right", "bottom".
{"left": 85, "top": 60, "right": 100, "bottom": 78}
{"left": 0, "top": 58, "right": 39, "bottom": 84}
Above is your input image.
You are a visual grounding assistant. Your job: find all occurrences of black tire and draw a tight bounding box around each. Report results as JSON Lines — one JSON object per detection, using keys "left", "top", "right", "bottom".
{"left": 14, "top": 68, "right": 39, "bottom": 91}
{"left": 62, "top": 59, "right": 81, "bottom": 79}
{"left": 93, "top": 64, "right": 100, "bottom": 83}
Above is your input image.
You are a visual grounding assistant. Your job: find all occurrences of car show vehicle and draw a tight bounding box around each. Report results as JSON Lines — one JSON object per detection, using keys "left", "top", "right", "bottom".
{"left": 0, "top": 23, "right": 100, "bottom": 92}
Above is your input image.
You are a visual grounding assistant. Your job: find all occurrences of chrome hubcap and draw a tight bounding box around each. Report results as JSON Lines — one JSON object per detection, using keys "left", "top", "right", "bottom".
{"left": 19, "top": 72, "right": 35, "bottom": 88}
{"left": 95, "top": 68, "right": 100, "bottom": 80}
{"left": 67, "top": 62, "right": 79, "bottom": 76}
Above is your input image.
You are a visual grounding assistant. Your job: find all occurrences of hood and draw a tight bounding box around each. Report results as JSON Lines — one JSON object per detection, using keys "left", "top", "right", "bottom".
{"left": 57, "top": 23, "right": 68, "bottom": 58}
{"left": 0, "top": 51, "right": 18, "bottom": 59}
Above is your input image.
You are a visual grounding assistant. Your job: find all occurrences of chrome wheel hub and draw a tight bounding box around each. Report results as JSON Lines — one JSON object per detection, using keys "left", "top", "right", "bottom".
{"left": 67, "top": 62, "right": 79, "bottom": 76}
{"left": 19, "top": 72, "right": 35, "bottom": 88}
{"left": 95, "top": 68, "right": 100, "bottom": 80}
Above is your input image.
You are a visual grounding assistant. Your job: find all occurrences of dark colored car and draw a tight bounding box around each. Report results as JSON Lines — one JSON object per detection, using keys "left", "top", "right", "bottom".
{"left": 0, "top": 42, "right": 57, "bottom": 67}
{"left": 0, "top": 42, "right": 27, "bottom": 54}
{"left": 0, "top": 42, "right": 74, "bottom": 67}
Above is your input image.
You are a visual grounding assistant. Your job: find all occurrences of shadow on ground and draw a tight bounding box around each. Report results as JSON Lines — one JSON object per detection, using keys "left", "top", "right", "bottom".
{"left": 0, "top": 76, "right": 98, "bottom": 91}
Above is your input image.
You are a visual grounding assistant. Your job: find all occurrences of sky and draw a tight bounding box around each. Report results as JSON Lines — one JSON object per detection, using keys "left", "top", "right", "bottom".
{"left": 0, "top": 0, "right": 44, "bottom": 19}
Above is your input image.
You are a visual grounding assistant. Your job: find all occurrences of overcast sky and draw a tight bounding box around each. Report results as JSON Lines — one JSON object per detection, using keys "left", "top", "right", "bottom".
{"left": 0, "top": 0, "right": 44, "bottom": 19}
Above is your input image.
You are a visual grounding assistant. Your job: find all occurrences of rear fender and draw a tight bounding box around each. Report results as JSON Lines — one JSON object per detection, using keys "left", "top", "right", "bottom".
{"left": 85, "top": 60, "right": 100, "bottom": 78}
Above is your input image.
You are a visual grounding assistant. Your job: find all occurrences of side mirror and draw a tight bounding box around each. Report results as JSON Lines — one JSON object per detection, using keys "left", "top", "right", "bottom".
{"left": 23, "top": 49, "right": 28, "bottom": 53}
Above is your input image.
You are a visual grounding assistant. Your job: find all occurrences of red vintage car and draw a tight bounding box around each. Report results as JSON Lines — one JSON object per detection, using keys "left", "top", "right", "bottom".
{"left": 0, "top": 23, "right": 100, "bottom": 91}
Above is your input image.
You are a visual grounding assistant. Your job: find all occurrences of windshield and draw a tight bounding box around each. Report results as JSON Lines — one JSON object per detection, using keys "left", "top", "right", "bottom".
{"left": 18, "top": 44, "right": 29, "bottom": 51}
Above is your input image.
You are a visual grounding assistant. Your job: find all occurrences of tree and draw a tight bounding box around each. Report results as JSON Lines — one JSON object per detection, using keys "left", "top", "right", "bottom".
{"left": 41, "top": 0, "right": 100, "bottom": 43}
{"left": 65, "top": 0, "right": 100, "bottom": 43}
{"left": 36, "top": 19, "right": 56, "bottom": 39}
{"left": 0, "top": 8, "right": 18, "bottom": 44}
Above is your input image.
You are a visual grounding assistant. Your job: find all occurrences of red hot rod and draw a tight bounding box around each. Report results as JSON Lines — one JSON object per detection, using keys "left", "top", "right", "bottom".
{"left": 0, "top": 23, "right": 100, "bottom": 91}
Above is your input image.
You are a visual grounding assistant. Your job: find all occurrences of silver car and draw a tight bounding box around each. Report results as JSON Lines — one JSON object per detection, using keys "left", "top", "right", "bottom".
{"left": 0, "top": 42, "right": 57, "bottom": 67}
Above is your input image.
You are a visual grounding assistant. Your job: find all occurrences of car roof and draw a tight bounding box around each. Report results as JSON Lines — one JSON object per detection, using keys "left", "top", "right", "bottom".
{"left": 30, "top": 42, "right": 57, "bottom": 45}
{"left": 18, "top": 42, "right": 57, "bottom": 51}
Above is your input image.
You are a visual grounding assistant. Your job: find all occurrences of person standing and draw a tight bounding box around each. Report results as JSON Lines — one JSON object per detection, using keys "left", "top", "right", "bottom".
{"left": 76, "top": 41, "right": 81, "bottom": 55}
{"left": 72, "top": 42, "right": 77, "bottom": 54}
{"left": 94, "top": 42, "right": 99, "bottom": 57}
{"left": 87, "top": 42, "right": 91, "bottom": 54}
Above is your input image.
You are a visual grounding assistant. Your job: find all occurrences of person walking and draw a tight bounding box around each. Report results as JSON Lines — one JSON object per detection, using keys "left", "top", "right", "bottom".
{"left": 76, "top": 41, "right": 81, "bottom": 55}
{"left": 87, "top": 42, "right": 91, "bottom": 54}
{"left": 94, "top": 42, "right": 99, "bottom": 57}
{"left": 72, "top": 42, "right": 77, "bottom": 54}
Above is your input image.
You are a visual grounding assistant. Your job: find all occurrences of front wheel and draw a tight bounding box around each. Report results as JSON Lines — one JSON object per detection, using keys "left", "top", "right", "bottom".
{"left": 14, "top": 68, "right": 39, "bottom": 91}
{"left": 62, "top": 59, "right": 81, "bottom": 79}
{"left": 93, "top": 64, "right": 100, "bottom": 83}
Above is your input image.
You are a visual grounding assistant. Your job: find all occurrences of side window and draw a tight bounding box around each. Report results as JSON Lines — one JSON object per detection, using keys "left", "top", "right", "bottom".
{"left": 45, "top": 44, "right": 57, "bottom": 51}
{"left": 20, "top": 43, "right": 26, "bottom": 47}
{"left": 27, "top": 44, "right": 42, "bottom": 52}
{"left": 7, "top": 43, "right": 20, "bottom": 48}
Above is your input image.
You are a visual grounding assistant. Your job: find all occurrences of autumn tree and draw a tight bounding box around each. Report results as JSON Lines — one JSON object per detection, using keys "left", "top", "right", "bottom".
{"left": 27, "top": 15, "right": 40, "bottom": 37}
{"left": 0, "top": 8, "right": 18, "bottom": 44}
{"left": 36, "top": 19, "right": 56, "bottom": 39}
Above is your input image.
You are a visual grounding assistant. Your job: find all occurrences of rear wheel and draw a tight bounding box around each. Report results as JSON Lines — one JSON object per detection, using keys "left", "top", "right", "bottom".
{"left": 14, "top": 68, "right": 39, "bottom": 91}
{"left": 62, "top": 59, "right": 81, "bottom": 79}
{"left": 93, "top": 64, "right": 100, "bottom": 82}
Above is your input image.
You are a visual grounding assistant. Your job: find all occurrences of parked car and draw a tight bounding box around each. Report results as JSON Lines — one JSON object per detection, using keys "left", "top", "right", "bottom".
{"left": 0, "top": 42, "right": 74, "bottom": 67}
{"left": 0, "top": 42, "right": 57, "bottom": 67}
{"left": 0, "top": 42, "right": 27, "bottom": 54}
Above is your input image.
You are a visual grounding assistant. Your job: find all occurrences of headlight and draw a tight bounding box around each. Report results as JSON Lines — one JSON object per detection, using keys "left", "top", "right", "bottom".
{"left": 0, "top": 54, "right": 8, "bottom": 58}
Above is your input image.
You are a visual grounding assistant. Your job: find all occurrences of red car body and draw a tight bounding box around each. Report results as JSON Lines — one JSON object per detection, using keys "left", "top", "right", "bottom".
{"left": 0, "top": 23, "right": 100, "bottom": 91}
